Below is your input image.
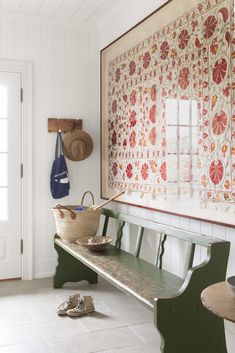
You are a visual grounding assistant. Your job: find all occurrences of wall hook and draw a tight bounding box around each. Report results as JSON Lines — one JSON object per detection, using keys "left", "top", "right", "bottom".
{"left": 48, "top": 117, "right": 83, "bottom": 133}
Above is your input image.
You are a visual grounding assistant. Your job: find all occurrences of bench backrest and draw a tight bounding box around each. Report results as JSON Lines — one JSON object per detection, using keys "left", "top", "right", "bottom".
{"left": 101, "top": 208, "right": 228, "bottom": 277}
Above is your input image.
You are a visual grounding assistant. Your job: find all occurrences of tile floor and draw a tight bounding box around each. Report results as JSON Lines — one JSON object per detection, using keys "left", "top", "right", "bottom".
{"left": 0, "top": 278, "right": 161, "bottom": 353}
{"left": 0, "top": 278, "right": 234, "bottom": 353}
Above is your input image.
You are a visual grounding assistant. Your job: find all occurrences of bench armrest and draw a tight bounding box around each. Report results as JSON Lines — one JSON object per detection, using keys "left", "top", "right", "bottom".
{"left": 154, "top": 241, "right": 230, "bottom": 353}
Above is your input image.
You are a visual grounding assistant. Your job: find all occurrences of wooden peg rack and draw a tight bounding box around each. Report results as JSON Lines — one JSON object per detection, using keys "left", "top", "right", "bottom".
{"left": 48, "top": 118, "right": 83, "bottom": 133}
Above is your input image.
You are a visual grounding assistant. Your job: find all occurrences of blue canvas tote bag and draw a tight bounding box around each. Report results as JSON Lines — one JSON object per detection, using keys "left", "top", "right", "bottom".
{"left": 50, "top": 132, "right": 70, "bottom": 199}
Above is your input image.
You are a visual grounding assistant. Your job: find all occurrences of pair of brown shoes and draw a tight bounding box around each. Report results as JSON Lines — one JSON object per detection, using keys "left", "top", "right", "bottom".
{"left": 57, "top": 294, "right": 95, "bottom": 317}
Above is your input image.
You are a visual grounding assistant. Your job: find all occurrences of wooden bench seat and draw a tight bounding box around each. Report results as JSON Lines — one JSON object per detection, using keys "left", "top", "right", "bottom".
{"left": 54, "top": 208, "right": 230, "bottom": 353}
{"left": 55, "top": 239, "right": 184, "bottom": 310}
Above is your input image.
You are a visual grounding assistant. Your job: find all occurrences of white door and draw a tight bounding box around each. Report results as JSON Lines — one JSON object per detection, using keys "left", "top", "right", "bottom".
{"left": 0, "top": 72, "right": 22, "bottom": 280}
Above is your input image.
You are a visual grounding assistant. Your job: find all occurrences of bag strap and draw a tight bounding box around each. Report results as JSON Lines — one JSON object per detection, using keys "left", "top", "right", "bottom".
{"left": 56, "top": 204, "right": 76, "bottom": 220}
{"left": 81, "top": 191, "right": 95, "bottom": 206}
{"left": 55, "top": 132, "right": 64, "bottom": 159}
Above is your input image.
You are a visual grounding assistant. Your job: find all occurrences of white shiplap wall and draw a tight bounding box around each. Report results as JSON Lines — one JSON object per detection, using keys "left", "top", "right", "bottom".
{"left": 98, "top": 0, "right": 235, "bottom": 349}
{"left": 0, "top": 0, "right": 234, "bottom": 348}
{"left": 0, "top": 18, "right": 100, "bottom": 278}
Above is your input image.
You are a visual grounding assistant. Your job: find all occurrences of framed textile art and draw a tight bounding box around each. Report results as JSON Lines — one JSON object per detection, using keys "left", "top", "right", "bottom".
{"left": 100, "top": 0, "right": 235, "bottom": 227}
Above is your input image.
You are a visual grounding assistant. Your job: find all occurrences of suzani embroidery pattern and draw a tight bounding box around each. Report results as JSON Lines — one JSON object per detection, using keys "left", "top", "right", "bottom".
{"left": 107, "top": 0, "right": 235, "bottom": 206}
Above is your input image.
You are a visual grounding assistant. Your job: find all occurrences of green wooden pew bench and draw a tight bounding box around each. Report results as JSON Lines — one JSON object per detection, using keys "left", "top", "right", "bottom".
{"left": 54, "top": 208, "right": 230, "bottom": 353}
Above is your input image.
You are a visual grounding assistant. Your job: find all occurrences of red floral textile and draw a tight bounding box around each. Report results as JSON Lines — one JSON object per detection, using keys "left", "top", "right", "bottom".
{"left": 178, "top": 29, "right": 190, "bottom": 50}
{"left": 160, "top": 162, "right": 167, "bottom": 181}
{"left": 141, "top": 163, "right": 149, "bottom": 180}
{"left": 211, "top": 111, "right": 227, "bottom": 135}
{"left": 204, "top": 15, "right": 217, "bottom": 38}
{"left": 130, "top": 110, "right": 137, "bottom": 127}
{"left": 143, "top": 52, "right": 151, "bottom": 69}
{"left": 213, "top": 58, "right": 228, "bottom": 84}
{"left": 126, "top": 163, "right": 133, "bottom": 179}
{"left": 178, "top": 67, "right": 190, "bottom": 90}
{"left": 160, "top": 41, "right": 169, "bottom": 60}
{"left": 209, "top": 160, "right": 224, "bottom": 185}
{"left": 107, "top": 0, "right": 234, "bottom": 205}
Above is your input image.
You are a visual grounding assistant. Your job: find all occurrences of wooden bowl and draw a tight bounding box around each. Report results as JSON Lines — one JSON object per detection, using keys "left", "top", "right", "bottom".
{"left": 226, "top": 276, "right": 235, "bottom": 296}
{"left": 76, "top": 236, "right": 112, "bottom": 252}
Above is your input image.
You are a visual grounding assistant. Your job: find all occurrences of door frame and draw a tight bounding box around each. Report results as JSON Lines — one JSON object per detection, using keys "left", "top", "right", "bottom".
{"left": 0, "top": 60, "right": 33, "bottom": 280}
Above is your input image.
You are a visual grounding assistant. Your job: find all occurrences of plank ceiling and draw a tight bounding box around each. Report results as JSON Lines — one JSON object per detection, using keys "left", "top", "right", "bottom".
{"left": 0, "top": 0, "right": 126, "bottom": 25}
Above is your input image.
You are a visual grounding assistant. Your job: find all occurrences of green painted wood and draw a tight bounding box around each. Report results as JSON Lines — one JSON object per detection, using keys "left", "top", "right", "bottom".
{"left": 155, "top": 241, "right": 230, "bottom": 353}
{"left": 155, "top": 233, "right": 163, "bottom": 267}
{"left": 101, "top": 208, "right": 119, "bottom": 219}
{"left": 158, "top": 234, "right": 167, "bottom": 270}
{"left": 54, "top": 209, "right": 231, "bottom": 353}
{"left": 102, "top": 215, "right": 109, "bottom": 236}
{"left": 54, "top": 235, "right": 98, "bottom": 288}
{"left": 135, "top": 226, "right": 144, "bottom": 257}
{"left": 55, "top": 238, "right": 184, "bottom": 310}
{"left": 115, "top": 221, "right": 125, "bottom": 249}
{"left": 101, "top": 209, "right": 222, "bottom": 247}
{"left": 184, "top": 243, "right": 196, "bottom": 277}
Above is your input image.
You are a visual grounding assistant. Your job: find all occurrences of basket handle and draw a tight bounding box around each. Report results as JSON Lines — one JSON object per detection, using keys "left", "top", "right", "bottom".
{"left": 56, "top": 204, "right": 76, "bottom": 220}
{"left": 81, "top": 191, "right": 95, "bottom": 206}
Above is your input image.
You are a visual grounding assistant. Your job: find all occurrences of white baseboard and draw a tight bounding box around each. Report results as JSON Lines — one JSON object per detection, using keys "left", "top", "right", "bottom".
{"left": 34, "top": 272, "right": 54, "bottom": 279}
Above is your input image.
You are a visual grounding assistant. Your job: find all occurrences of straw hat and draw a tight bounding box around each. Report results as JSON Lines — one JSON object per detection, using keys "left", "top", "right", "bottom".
{"left": 63, "top": 130, "right": 93, "bottom": 161}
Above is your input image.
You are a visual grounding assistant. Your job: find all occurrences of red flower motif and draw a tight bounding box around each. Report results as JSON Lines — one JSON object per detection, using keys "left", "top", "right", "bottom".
{"left": 204, "top": 15, "right": 217, "bottom": 39}
{"left": 178, "top": 29, "right": 190, "bottom": 50}
{"left": 150, "top": 84, "right": 156, "bottom": 101}
{"left": 123, "top": 138, "right": 127, "bottom": 148}
{"left": 178, "top": 67, "right": 190, "bottom": 90}
{"left": 143, "top": 51, "right": 151, "bottom": 69}
{"left": 149, "top": 105, "right": 156, "bottom": 123}
{"left": 112, "top": 100, "right": 117, "bottom": 113}
{"left": 123, "top": 95, "right": 128, "bottom": 103}
{"left": 225, "top": 31, "right": 230, "bottom": 46}
{"left": 160, "top": 162, "right": 167, "bottom": 181}
{"left": 129, "top": 60, "right": 136, "bottom": 76}
{"left": 210, "top": 40, "right": 219, "bottom": 55}
{"left": 213, "top": 58, "right": 227, "bottom": 84}
{"left": 192, "top": 20, "right": 198, "bottom": 31}
{"left": 219, "top": 7, "right": 228, "bottom": 23}
{"left": 129, "top": 131, "right": 136, "bottom": 148}
{"left": 195, "top": 37, "right": 203, "bottom": 48}
{"left": 130, "top": 110, "right": 137, "bottom": 127}
{"left": 111, "top": 131, "right": 117, "bottom": 146}
{"left": 160, "top": 41, "right": 169, "bottom": 60}
{"left": 141, "top": 163, "right": 149, "bottom": 180}
{"left": 115, "top": 68, "right": 121, "bottom": 82}
{"left": 130, "top": 90, "right": 136, "bottom": 105}
{"left": 223, "top": 84, "right": 231, "bottom": 97}
{"left": 209, "top": 160, "right": 224, "bottom": 185}
{"left": 126, "top": 163, "right": 133, "bottom": 179}
{"left": 212, "top": 111, "right": 227, "bottom": 135}
{"left": 149, "top": 127, "right": 156, "bottom": 145}
{"left": 112, "top": 162, "right": 118, "bottom": 176}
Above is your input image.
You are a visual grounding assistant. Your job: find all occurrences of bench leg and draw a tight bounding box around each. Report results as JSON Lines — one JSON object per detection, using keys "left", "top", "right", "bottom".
{"left": 154, "top": 242, "right": 229, "bottom": 353}
{"left": 54, "top": 241, "right": 98, "bottom": 288}
{"left": 155, "top": 298, "right": 227, "bottom": 353}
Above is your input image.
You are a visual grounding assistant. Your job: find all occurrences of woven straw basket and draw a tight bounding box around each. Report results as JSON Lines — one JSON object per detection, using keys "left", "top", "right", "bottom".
{"left": 52, "top": 191, "right": 101, "bottom": 243}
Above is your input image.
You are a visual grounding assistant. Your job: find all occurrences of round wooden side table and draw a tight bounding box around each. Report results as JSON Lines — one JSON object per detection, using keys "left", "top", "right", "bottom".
{"left": 201, "top": 282, "right": 235, "bottom": 323}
